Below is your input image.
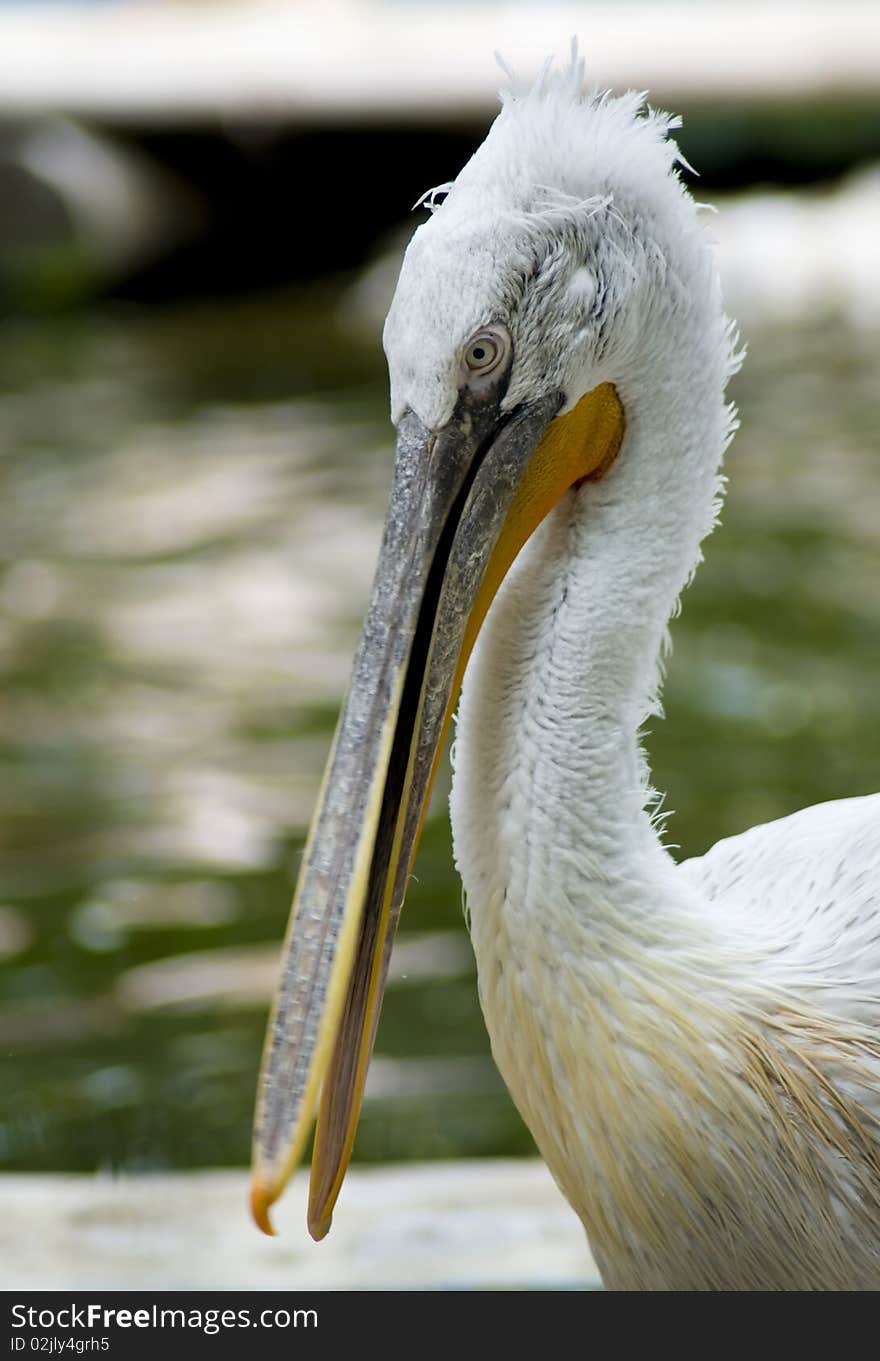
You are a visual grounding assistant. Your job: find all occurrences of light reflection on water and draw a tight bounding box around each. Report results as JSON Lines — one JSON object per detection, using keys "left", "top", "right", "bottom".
{"left": 1, "top": 244, "right": 879, "bottom": 1174}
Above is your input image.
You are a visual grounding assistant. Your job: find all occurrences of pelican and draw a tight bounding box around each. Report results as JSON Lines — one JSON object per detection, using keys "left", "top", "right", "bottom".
{"left": 251, "top": 51, "right": 880, "bottom": 1290}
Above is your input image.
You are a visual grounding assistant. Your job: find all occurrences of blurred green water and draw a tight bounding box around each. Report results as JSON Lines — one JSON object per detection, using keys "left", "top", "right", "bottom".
{"left": 0, "top": 281, "right": 878, "bottom": 1175}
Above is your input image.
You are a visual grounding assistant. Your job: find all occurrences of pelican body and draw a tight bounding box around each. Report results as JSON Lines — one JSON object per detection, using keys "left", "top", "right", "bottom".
{"left": 251, "top": 53, "right": 880, "bottom": 1289}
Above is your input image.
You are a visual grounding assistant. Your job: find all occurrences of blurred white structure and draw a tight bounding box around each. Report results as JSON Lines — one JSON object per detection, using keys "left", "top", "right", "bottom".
{"left": 0, "top": 0, "right": 877, "bottom": 121}
{"left": 1, "top": 1163, "right": 600, "bottom": 1289}
{"left": 11, "top": 119, "right": 194, "bottom": 275}
{"left": 710, "top": 170, "right": 880, "bottom": 330}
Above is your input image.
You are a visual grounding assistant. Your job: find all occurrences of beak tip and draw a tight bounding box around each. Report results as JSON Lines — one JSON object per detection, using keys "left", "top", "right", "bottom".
{"left": 308, "top": 1209, "right": 333, "bottom": 1242}
{"left": 250, "top": 1176, "right": 278, "bottom": 1237}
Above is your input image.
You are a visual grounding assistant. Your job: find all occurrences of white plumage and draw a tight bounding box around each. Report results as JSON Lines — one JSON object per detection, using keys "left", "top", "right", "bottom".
{"left": 252, "top": 48, "right": 880, "bottom": 1290}
{"left": 386, "top": 56, "right": 880, "bottom": 1288}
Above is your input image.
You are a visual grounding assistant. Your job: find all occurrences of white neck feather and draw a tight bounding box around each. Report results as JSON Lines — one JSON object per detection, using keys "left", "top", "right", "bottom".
{"left": 451, "top": 286, "right": 733, "bottom": 948}
{"left": 447, "top": 284, "right": 746, "bottom": 1280}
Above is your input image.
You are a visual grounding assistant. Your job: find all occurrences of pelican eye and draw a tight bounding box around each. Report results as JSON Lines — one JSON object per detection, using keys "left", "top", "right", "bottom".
{"left": 462, "top": 325, "right": 511, "bottom": 382}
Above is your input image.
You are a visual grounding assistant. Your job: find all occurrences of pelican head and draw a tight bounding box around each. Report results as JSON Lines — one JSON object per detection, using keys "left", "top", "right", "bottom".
{"left": 251, "top": 53, "right": 720, "bottom": 1240}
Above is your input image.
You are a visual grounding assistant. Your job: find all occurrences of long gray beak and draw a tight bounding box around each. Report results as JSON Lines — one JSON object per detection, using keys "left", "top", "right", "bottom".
{"left": 251, "top": 363, "right": 624, "bottom": 1237}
